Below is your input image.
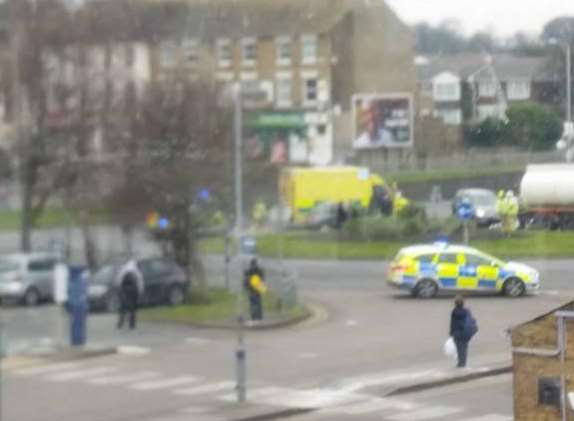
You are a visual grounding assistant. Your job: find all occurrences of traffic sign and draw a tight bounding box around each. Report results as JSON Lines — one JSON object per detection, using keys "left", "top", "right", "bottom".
{"left": 456, "top": 201, "right": 474, "bottom": 221}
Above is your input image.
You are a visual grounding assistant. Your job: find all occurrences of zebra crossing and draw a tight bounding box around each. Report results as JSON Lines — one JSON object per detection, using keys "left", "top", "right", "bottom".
{"left": 7, "top": 360, "right": 513, "bottom": 421}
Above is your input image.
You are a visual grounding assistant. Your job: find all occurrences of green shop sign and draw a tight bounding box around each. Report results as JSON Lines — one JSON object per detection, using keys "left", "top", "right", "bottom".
{"left": 246, "top": 112, "right": 306, "bottom": 129}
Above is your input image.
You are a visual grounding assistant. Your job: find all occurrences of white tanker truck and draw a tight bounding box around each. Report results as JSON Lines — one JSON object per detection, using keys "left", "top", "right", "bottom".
{"left": 520, "top": 164, "right": 574, "bottom": 229}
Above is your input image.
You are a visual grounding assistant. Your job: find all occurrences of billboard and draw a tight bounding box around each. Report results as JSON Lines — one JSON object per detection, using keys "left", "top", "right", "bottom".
{"left": 352, "top": 94, "right": 414, "bottom": 149}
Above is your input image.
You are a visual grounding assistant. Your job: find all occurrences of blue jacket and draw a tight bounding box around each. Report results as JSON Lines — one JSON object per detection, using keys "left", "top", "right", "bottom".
{"left": 450, "top": 306, "right": 470, "bottom": 341}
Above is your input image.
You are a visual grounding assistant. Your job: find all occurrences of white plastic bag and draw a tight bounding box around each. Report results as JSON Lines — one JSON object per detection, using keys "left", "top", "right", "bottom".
{"left": 443, "top": 337, "right": 457, "bottom": 359}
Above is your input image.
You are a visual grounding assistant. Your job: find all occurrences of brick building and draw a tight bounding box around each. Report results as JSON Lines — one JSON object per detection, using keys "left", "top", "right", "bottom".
{"left": 511, "top": 301, "right": 574, "bottom": 421}
{"left": 145, "top": 0, "right": 418, "bottom": 166}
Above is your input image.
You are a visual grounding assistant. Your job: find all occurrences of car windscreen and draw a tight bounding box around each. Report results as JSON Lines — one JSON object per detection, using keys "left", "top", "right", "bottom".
{"left": 468, "top": 193, "right": 496, "bottom": 206}
{"left": 0, "top": 258, "right": 20, "bottom": 273}
{"left": 92, "top": 265, "right": 118, "bottom": 284}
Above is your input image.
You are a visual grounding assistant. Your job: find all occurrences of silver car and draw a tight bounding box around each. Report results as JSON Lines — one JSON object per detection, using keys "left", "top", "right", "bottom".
{"left": 452, "top": 188, "right": 500, "bottom": 227}
{"left": 0, "top": 253, "right": 60, "bottom": 306}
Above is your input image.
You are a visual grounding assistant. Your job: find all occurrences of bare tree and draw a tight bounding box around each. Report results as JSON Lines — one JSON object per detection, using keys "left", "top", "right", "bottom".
{"left": 107, "top": 76, "right": 233, "bottom": 291}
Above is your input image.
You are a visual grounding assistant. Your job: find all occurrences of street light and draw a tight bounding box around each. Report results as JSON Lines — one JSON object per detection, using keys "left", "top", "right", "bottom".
{"left": 548, "top": 38, "right": 573, "bottom": 161}
{"left": 231, "top": 81, "right": 247, "bottom": 403}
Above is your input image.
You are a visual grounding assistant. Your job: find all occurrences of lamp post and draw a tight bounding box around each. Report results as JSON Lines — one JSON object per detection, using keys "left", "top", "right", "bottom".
{"left": 232, "top": 82, "right": 247, "bottom": 403}
{"left": 549, "top": 38, "right": 573, "bottom": 161}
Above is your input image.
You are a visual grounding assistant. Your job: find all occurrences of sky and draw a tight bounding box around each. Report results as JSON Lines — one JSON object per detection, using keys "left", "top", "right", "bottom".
{"left": 385, "top": 0, "right": 574, "bottom": 37}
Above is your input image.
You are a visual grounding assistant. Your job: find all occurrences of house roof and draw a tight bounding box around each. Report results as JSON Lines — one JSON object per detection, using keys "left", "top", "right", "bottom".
{"left": 75, "top": 0, "right": 353, "bottom": 42}
{"left": 416, "top": 53, "right": 557, "bottom": 84}
{"left": 508, "top": 300, "right": 574, "bottom": 333}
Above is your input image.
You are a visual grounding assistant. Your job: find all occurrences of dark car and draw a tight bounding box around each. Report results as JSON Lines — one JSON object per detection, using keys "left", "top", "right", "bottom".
{"left": 88, "top": 257, "right": 190, "bottom": 312}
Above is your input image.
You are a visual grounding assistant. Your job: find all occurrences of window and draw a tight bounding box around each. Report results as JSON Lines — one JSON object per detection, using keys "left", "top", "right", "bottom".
{"left": 160, "top": 41, "right": 177, "bottom": 67}
{"left": 216, "top": 39, "right": 232, "bottom": 67}
{"left": 507, "top": 80, "right": 530, "bottom": 100}
{"left": 464, "top": 254, "right": 490, "bottom": 266}
{"left": 276, "top": 76, "right": 292, "bottom": 106}
{"left": 317, "top": 124, "right": 326, "bottom": 135}
{"left": 438, "top": 254, "right": 458, "bottom": 264}
{"left": 241, "top": 37, "right": 257, "bottom": 66}
{"left": 435, "top": 109, "right": 462, "bottom": 125}
{"left": 28, "top": 259, "right": 56, "bottom": 272}
{"left": 125, "top": 44, "right": 135, "bottom": 67}
{"left": 478, "top": 81, "right": 496, "bottom": 97}
{"left": 416, "top": 254, "right": 435, "bottom": 264}
{"left": 304, "top": 78, "right": 318, "bottom": 104}
{"left": 276, "top": 36, "right": 291, "bottom": 65}
{"left": 182, "top": 39, "right": 199, "bottom": 65}
{"left": 433, "top": 83, "right": 460, "bottom": 101}
{"left": 301, "top": 34, "right": 318, "bottom": 64}
{"left": 477, "top": 105, "right": 500, "bottom": 120}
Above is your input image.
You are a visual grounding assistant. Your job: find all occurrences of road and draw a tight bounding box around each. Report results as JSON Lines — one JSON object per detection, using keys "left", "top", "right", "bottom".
{"left": 2, "top": 268, "right": 572, "bottom": 421}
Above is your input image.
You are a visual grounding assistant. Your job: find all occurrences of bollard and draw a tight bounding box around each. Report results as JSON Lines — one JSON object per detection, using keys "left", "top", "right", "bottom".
{"left": 67, "top": 266, "right": 88, "bottom": 347}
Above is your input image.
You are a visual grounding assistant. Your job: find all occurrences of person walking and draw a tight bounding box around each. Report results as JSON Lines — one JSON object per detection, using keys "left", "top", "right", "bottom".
{"left": 117, "top": 271, "right": 140, "bottom": 330}
{"left": 449, "top": 295, "right": 477, "bottom": 368}
{"left": 243, "top": 258, "right": 266, "bottom": 321}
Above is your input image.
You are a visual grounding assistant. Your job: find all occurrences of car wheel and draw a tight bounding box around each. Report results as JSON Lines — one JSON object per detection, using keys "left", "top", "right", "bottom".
{"left": 504, "top": 278, "right": 525, "bottom": 298}
{"left": 167, "top": 285, "right": 185, "bottom": 306}
{"left": 414, "top": 279, "right": 438, "bottom": 299}
{"left": 23, "top": 288, "right": 40, "bottom": 306}
{"left": 106, "top": 292, "right": 120, "bottom": 313}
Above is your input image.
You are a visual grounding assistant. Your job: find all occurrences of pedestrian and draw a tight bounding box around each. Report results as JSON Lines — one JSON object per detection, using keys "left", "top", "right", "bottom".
{"left": 243, "top": 258, "right": 266, "bottom": 321}
{"left": 449, "top": 295, "right": 478, "bottom": 368}
{"left": 336, "top": 202, "right": 348, "bottom": 228}
{"left": 117, "top": 271, "right": 140, "bottom": 330}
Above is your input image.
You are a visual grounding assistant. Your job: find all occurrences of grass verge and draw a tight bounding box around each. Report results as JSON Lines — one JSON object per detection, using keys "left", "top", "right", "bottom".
{"left": 0, "top": 208, "right": 112, "bottom": 231}
{"left": 140, "top": 288, "right": 307, "bottom": 326}
{"left": 200, "top": 231, "right": 574, "bottom": 261}
{"left": 388, "top": 166, "right": 525, "bottom": 185}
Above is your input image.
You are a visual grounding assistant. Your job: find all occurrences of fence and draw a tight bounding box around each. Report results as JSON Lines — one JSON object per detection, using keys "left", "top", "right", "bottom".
{"left": 355, "top": 148, "right": 564, "bottom": 174}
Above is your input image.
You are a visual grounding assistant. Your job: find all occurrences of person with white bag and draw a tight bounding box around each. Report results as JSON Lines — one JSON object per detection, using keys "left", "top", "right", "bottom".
{"left": 448, "top": 295, "right": 478, "bottom": 368}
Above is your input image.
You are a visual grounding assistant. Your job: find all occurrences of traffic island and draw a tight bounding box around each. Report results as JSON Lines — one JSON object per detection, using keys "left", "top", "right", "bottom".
{"left": 139, "top": 288, "right": 312, "bottom": 330}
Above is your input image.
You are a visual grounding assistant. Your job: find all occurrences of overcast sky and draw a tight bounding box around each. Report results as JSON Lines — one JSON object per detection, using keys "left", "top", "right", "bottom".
{"left": 386, "top": 0, "right": 574, "bottom": 37}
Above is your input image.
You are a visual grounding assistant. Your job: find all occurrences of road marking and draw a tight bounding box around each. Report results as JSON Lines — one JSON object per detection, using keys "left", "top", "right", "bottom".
{"left": 87, "top": 371, "right": 161, "bottom": 385}
{"left": 222, "top": 387, "right": 365, "bottom": 409}
{"left": 184, "top": 337, "right": 210, "bottom": 346}
{"left": 334, "top": 397, "right": 417, "bottom": 414}
{"left": 174, "top": 381, "right": 235, "bottom": 396}
{"left": 47, "top": 366, "right": 118, "bottom": 382}
{"left": 336, "top": 369, "right": 442, "bottom": 393}
{"left": 387, "top": 406, "right": 462, "bottom": 420}
{"left": 130, "top": 376, "right": 201, "bottom": 391}
{"left": 14, "top": 362, "right": 84, "bottom": 376}
{"left": 345, "top": 320, "right": 358, "bottom": 327}
{"left": 463, "top": 415, "right": 513, "bottom": 421}
{"left": 298, "top": 353, "right": 319, "bottom": 359}
{"left": 117, "top": 345, "right": 151, "bottom": 356}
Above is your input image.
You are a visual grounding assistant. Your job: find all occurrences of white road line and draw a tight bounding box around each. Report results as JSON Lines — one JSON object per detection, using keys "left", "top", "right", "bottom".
{"left": 184, "top": 337, "right": 210, "bottom": 346}
{"left": 463, "top": 415, "right": 513, "bottom": 421}
{"left": 87, "top": 371, "right": 161, "bottom": 386}
{"left": 334, "top": 397, "right": 417, "bottom": 415}
{"left": 46, "top": 366, "right": 118, "bottom": 382}
{"left": 130, "top": 376, "right": 201, "bottom": 391}
{"left": 224, "top": 387, "right": 365, "bottom": 409}
{"left": 336, "top": 369, "right": 442, "bottom": 393}
{"left": 387, "top": 406, "right": 462, "bottom": 420}
{"left": 14, "top": 362, "right": 84, "bottom": 376}
{"left": 117, "top": 345, "right": 151, "bottom": 356}
{"left": 174, "top": 381, "right": 235, "bottom": 396}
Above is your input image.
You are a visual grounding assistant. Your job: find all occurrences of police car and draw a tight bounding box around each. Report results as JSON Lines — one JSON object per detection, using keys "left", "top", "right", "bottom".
{"left": 387, "top": 243, "right": 540, "bottom": 298}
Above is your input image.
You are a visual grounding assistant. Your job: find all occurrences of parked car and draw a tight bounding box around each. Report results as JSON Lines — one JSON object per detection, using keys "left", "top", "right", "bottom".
{"left": 306, "top": 202, "right": 338, "bottom": 230}
{"left": 0, "top": 253, "right": 60, "bottom": 306}
{"left": 452, "top": 188, "right": 500, "bottom": 227}
{"left": 88, "top": 257, "right": 190, "bottom": 312}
